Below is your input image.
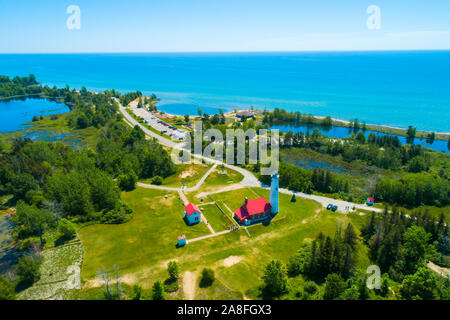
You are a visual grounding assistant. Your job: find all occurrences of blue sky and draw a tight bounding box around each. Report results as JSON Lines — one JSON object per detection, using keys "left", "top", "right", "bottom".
{"left": 1, "top": 0, "right": 450, "bottom": 52}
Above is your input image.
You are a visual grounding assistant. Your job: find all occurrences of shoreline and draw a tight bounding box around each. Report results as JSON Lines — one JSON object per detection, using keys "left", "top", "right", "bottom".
{"left": 155, "top": 105, "right": 450, "bottom": 141}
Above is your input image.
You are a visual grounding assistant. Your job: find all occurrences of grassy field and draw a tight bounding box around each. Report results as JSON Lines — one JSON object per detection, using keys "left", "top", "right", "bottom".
{"left": 140, "top": 162, "right": 213, "bottom": 188}
{"left": 200, "top": 204, "right": 235, "bottom": 232}
{"left": 78, "top": 186, "right": 372, "bottom": 299}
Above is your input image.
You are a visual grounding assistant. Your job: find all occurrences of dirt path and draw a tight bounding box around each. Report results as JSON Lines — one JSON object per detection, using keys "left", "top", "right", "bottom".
{"left": 182, "top": 271, "right": 197, "bottom": 300}
{"left": 187, "top": 229, "right": 232, "bottom": 243}
{"left": 427, "top": 261, "right": 450, "bottom": 278}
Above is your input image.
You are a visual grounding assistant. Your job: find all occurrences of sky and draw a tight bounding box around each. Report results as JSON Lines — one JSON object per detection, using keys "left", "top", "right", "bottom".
{"left": 1, "top": 0, "right": 450, "bottom": 53}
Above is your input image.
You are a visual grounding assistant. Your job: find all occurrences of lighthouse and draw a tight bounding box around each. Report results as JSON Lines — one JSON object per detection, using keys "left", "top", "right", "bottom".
{"left": 269, "top": 172, "right": 279, "bottom": 215}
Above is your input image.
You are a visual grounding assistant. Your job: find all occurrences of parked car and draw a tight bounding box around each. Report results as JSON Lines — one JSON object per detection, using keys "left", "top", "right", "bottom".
{"left": 327, "top": 204, "right": 333, "bottom": 210}
{"left": 331, "top": 205, "right": 338, "bottom": 212}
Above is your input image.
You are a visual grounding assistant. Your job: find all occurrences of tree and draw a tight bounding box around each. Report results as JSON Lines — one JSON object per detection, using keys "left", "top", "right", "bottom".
{"left": 200, "top": 268, "right": 215, "bottom": 287}
{"left": 261, "top": 260, "right": 287, "bottom": 296}
{"left": 323, "top": 273, "right": 346, "bottom": 300}
{"left": 117, "top": 170, "right": 137, "bottom": 191}
{"left": 343, "top": 223, "right": 357, "bottom": 250}
{"left": 406, "top": 126, "right": 416, "bottom": 145}
{"left": 152, "top": 280, "right": 165, "bottom": 300}
{"left": 0, "top": 276, "right": 15, "bottom": 300}
{"left": 167, "top": 261, "right": 180, "bottom": 280}
{"left": 76, "top": 114, "right": 89, "bottom": 129}
{"left": 426, "top": 132, "right": 435, "bottom": 145}
{"left": 290, "top": 193, "right": 296, "bottom": 202}
{"left": 402, "top": 226, "right": 432, "bottom": 274}
{"left": 45, "top": 171, "right": 93, "bottom": 217}
{"left": 17, "top": 255, "right": 40, "bottom": 286}
{"left": 13, "top": 201, "right": 56, "bottom": 246}
{"left": 8, "top": 173, "right": 39, "bottom": 200}
{"left": 288, "top": 245, "right": 311, "bottom": 276}
{"left": 184, "top": 115, "right": 190, "bottom": 123}
{"left": 58, "top": 218, "right": 76, "bottom": 240}
{"left": 400, "top": 267, "right": 436, "bottom": 300}
{"left": 131, "top": 284, "right": 142, "bottom": 300}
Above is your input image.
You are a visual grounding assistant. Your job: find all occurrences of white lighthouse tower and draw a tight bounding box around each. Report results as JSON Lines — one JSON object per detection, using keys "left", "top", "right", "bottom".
{"left": 269, "top": 172, "right": 279, "bottom": 215}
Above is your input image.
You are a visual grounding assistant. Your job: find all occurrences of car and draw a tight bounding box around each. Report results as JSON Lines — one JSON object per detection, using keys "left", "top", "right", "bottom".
{"left": 331, "top": 205, "right": 338, "bottom": 212}
{"left": 327, "top": 204, "right": 333, "bottom": 210}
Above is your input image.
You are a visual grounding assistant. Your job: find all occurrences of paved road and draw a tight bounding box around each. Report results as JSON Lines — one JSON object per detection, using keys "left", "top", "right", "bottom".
{"left": 119, "top": 105, "right": 260, "bottom": 186}
{"left": 119, "top": 104, "right": 379, "bottom": 213}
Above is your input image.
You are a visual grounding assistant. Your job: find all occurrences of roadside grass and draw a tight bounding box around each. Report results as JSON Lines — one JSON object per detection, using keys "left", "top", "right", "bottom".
{"left": 139, "top": 162, "right": 212, "bottom": 188}
{"left": 78, "top": 185, "right": 371, "bottom": 299}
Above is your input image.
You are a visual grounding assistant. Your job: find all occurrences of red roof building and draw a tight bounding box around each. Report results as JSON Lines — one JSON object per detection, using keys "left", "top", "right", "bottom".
{"left": 184, "top": 203, "right": 201, "bottom": 225}
{"left": 234, "top": 197, "right": 272, "bottom": 225}
{"left": 185, "top": 203, "right": 201, "bottom": 216}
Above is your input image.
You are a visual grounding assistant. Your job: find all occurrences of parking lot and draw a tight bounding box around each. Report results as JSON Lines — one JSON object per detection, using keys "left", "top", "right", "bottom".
{"left": 130, "top": 104, "right": 188, "bottom": 141}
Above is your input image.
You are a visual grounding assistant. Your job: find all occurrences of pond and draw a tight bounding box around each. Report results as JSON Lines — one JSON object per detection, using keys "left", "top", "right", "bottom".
{"left": 286, "top": 158, "right": 345, "bottom": 174}
{"left": 270, "top": 123, "right": 449, "bottom": 154}
{"left": 0, "top": 98, "right": 70, "bottom": 133}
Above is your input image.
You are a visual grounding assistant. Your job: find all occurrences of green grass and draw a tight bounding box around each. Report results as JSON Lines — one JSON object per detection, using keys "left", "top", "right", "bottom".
{"left": 200, "top": 204, "right": 234, "bottom": 232}
{"left": 140, "top": 162, "right": 213, "bottom": 188}
{"left": 78, "top": 188, "right": 211, "bottom": 279}
{"left": 78, "top": 185, "right": 371, "bottom": 299}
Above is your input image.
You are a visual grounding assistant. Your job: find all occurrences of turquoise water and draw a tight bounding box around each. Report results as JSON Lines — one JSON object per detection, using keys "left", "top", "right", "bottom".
{"left": 0, "top": 98, "right": 69, "bottom": 132}
{"left": 0, "top": 51, "right": 449, "bottom": 132}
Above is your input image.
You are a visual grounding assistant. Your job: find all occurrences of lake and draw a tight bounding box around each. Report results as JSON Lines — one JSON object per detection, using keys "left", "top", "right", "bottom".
{"left": 0, "top": 51, "right": 449, "bottom": 132}
{"left": 271, "top": 123, "right": 449, "bottom": 153}
{"left": 0, "top": 98, "right": 70, "bottom": 133}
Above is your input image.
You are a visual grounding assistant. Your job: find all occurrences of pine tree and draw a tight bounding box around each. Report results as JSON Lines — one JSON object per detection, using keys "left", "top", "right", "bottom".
{"left": 343, "top": 223, "right": 357, "bottom": 250}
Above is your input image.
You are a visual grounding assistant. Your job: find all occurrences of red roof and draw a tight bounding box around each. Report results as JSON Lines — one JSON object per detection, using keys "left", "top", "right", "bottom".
{"left": 368, "top": 197, "right": 374, "bottom": 202}
{"left": 234, "top": 197, "right": 271, "bottom": 221}
{"left": 185, "top": 203, "right": 201, "bottom": 216}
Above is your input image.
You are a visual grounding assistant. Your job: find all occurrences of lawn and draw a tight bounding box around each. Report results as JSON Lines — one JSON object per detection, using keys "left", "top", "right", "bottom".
{"left": 140, "top": 162, "right": 213, "bottom": 188}
{"left": 200, "top": 204, "right": 235, "bottom": 232}
{"left": 78, "top": 186, "right": 371, "bottom": 299}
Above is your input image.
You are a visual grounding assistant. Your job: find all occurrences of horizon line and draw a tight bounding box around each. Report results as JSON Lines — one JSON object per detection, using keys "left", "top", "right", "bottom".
{"left": 2, "top": 48, "right": 450, "bottom": 55}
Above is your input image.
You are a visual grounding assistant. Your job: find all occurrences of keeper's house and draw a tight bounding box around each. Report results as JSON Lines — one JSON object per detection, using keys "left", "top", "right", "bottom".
{"left": 184, "top": 203, "right": 201, "bottom": 225}
{"left": 234, "top": 197, "right": 272, "bottom": 226}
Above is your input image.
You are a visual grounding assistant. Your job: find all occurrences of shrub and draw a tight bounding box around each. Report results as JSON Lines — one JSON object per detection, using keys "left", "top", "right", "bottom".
{"left": 0, "top": 276, "right": 16, "bottom": 300}
{"left": 131, "top": 284, "right": 142, "bottom": 300}
{"left": 58, "top": 218, "right": 76, "bottom": 240}
{"left": 151, "top": 176, "right": 163, "bottom": 185}
{"left": 17, "top": 255, "right": 40, "bottom": 286}
{"left": 152, "top": 280, "right": 165, "bottom": 300}
{"left": 167, "top": 261, "right": 180, "bottom": 280}
{"left": 101, "top": 203, "right": 132, "bottom": 224}
{"left": 200, "top": 268, "right": 215, "bottom": 287}
{"left": 304, "top": 281, "right": 318, "bottom": 295}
